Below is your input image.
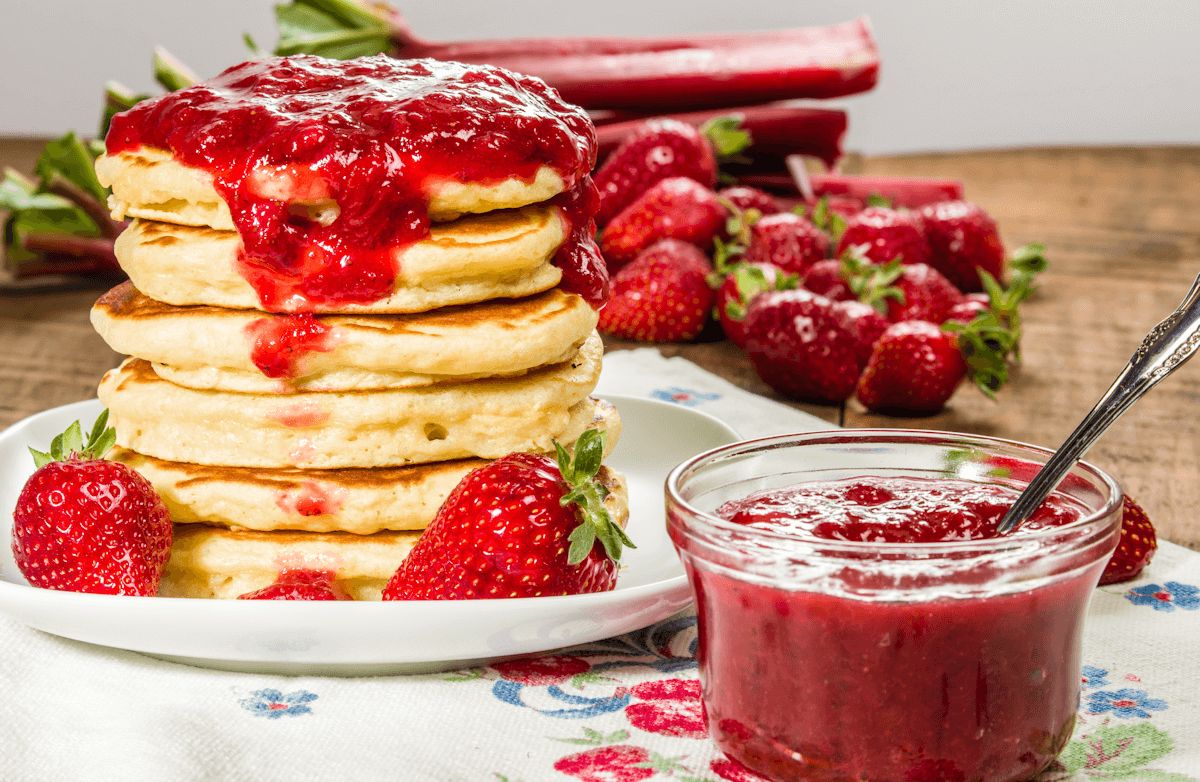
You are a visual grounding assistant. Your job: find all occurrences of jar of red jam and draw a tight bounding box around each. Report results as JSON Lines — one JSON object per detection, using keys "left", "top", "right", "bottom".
{"left": 666, "top": 430, "right": 1122, "bottom": 782}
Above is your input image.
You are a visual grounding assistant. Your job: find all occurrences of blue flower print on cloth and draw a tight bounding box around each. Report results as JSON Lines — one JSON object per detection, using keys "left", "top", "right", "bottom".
{"left": 1080, "top": 665, "right": 1110, "bottom": 690}
{"left": 1086, "top": 688, "right": 1168, "bottom": 719}
{"left": 239, "top": 688, "right": 318, "bottom": 719}
{"left": 649, "top": 387, "right": 720, "bottom": 408}
{"left": 1125, "top": 581, "right": 1200, "bottom": 612}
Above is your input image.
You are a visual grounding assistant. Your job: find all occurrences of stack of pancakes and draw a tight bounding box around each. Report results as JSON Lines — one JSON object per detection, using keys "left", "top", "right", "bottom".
{"left": 90, "top": 130, "right": 623, "bottom": 601}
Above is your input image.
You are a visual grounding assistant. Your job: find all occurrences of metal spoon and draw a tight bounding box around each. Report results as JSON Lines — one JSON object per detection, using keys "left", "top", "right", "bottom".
{"left": 997, "top": 272, "right": 1200, "bottom": 534}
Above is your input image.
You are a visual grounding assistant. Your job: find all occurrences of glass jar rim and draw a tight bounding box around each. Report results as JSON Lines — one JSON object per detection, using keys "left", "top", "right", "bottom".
{"left": 665, "top": 428, "right": 1124, "bottom": 556}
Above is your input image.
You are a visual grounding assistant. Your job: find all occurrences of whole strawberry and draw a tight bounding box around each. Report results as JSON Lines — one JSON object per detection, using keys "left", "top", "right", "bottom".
{"left": 595, "top": 117, "right": 749, "bottom": 226}
{"left": 598, "top": 239, "right": 714, "bottom": 342}
{"left": 13, "top": 412, "right": 172, "bottom": 595}
{"left": 946, "top": 292, "right": 990, "bottom": 324}
{"left": 856, "top": 321, "right": 967, "bottom": 414}
{"left": 238, "top": 569, "right": 350, "bottom": 600}
{"left": 1100, "top": 496, "right": 1157, "bottom": 585}
{"left": 718, "top": 186, "right": 781, "bottom": 217}
{"left": 918, "top": 200, "right": 1006, "bottom": 291}
{"left": 835, "top": 206, "right": 931, "bottom": 266}
{"left": 887, "top": 263, "right": 965, "bottom": 323}
{"left": 802, "top": 258, "right": 853, "bottom": 301}
{"left": 715, "top": 262, "right": 797, "bottom": 348}
{"left": 382, "top": 430, "right": 631, "bottom": 600}
{"left": 742, "top": 212, "right": 830, "bottom": 275}
{"left": 857, "top": 311, "right": 1018, "bottom": 414}
{"left": 743, "top": 289, "right": 862, "bottom": 403}
{"left": 832, "top": 299, "right": 889, "bottom": 367}
{"left": 600, "top": 177, "right": 725, "bottom": 268}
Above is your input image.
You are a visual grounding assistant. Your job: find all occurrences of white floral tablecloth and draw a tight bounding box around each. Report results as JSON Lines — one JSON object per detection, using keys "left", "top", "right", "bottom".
{"left": 0, "top": 350, "right": 1196, "bottom": 781}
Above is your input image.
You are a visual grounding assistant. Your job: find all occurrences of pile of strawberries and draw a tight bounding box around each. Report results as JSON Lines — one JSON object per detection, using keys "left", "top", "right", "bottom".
{"left": 594, "top": 118, "right": 1047, "bottom": 415}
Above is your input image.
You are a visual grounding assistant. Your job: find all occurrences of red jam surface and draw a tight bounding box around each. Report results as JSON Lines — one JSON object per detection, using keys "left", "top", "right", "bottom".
{"left": 246, "top": 314, "right": 334, "bottom": 379}
{"left": 106, "top": 55, "right": 601, "bottom": 311}
{"left": 691, "top": 477, "right": 1097, "bottom": 782}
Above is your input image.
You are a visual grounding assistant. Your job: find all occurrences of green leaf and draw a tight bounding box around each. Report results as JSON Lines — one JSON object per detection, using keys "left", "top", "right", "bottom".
{"left": 274, "top": 0, "right": 391, "bottom": 59}
{"left": 87, "top": 409, "right": 109, "bottom": 447}
{"left": 571, "top": 429, "right": 604, "bottom": 480}
{"left": 34, "top": 133, "right": 107, "bottom": 203}
{"left": 1010, "top": 242, "right": 1048, "bottom": 276}
{"left": 101, "top": 82, "right": 150, "bottom": 136}
{"left": 865, "top": 193, "right": 892, "bottom": 208}
{"left": 28, "top": 448, "right": 52, "bottom": 469}
{"left": 566, "top": 522, "right": 597, "bottom": 565}
{"left": 700, "top": 116, "right": 752, "bottom": 159}
{"left": 152, "top": 46, "right": 199, "bottom": 92}
{"left": 553, "top": 440, "right": 573, "bottom": 483}
{"left": 60, "top": 421, "right": 83, "bottom": 456}
{"left": 243, "top": 32, "right": 262, "bottom": 54}
{"left": 0, "top": 170, "right": 68, "bottom": 212}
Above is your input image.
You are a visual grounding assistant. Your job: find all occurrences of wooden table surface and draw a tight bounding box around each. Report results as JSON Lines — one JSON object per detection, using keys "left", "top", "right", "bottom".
{"left": 3, "top": 140, "right": 1199, "bottom": 548}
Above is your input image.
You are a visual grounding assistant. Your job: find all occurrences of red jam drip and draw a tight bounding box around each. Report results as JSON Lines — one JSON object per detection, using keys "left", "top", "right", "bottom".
{"left": 106, "top": 55, "right": 598, "bottom": 312}
{"left": 275, "top": 481, "right": 342, "bottom": 517}
{"left": 551, "top": 182, "right": 609, "bottom": 308}
{"left": 718, "top": 477, "right": 1085, "bottom": 543}
{"left": 246, "top": 314, "right": 334, "bottom": 379}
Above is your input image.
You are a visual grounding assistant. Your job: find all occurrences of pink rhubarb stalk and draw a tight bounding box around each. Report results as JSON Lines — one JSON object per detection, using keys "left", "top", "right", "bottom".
{"left": 389, "top": 17, "right": 880, "bottom": 111}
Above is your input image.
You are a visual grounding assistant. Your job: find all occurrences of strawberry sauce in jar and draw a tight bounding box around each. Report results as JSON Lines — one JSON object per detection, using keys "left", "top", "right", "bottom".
{"left": 666, "top": 431, "right": 1122, "bottom": 782}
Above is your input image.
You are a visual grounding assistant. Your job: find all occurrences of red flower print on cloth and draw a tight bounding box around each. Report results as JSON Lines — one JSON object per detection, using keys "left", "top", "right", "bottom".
{"left": 554, "top": 746, "right": 655, "bottom": 782}
{"left": 492, "top": 655, "right": 591, "bottom": 686}
{"left": 624, "top": 678, "right": 707, "bottom": 739}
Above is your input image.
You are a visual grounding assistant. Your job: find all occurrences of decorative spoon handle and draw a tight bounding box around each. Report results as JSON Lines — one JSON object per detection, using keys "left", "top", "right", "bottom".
{"left": 997, "top": 272, "right": 1200, "bottom": 533}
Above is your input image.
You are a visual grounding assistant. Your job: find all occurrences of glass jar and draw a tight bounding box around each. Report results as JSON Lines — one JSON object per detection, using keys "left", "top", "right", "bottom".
{"left": 666, "top": 430, "right": 1122, "bottom": 782}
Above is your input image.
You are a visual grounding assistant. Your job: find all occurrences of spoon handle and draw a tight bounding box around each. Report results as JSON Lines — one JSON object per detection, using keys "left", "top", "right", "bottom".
{"left": 997, "top": 273, "right": 1200, "bottom": 533}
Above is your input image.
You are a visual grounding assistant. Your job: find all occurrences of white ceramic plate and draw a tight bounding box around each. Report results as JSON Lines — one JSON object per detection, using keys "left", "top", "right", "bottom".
{"left": 0, "top": 395, "right": 737, "bottom": 675}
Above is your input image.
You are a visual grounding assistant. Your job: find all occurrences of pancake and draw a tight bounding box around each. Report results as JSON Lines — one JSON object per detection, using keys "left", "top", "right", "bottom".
{"left": 111, "top": 204, "right": 566, "bottom": 314}
{"left": 92, "top": 283, "right": 598, "bottom": 393}
{"left": 98, "top": 334, "right": 603, "bottom": 469}
{"left": 157, "top": 466, "right": 629, "bottom": 600}
{"left": 111, "top": 398, "right": 621, "bottom": 534}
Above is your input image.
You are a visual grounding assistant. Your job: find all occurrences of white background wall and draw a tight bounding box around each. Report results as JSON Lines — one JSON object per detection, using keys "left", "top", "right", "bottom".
{"left": 1, "top": 1, "right": 1197, "bottom": 153}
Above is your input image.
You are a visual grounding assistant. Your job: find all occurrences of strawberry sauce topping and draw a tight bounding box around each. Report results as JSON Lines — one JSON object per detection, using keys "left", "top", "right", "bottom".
{"left": 106, "top": 55, "right": 599, "bottom": 311}
{"left": 245, "top": 314, "right": 334, "bottom": 379}
{"left": 718, "top": 477, "right": 1085, "bottom": 543}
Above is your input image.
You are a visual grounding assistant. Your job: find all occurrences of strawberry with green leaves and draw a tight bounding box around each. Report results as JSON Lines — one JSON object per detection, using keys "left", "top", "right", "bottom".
{"left": 600, "top": 177, "right": 725, "bottom": 268}
{"left": 715, "top": 262, "right": 798, "bottom": 348}
{"left": 382, "top": 430, "right": 631, "bottom": 600}
{"left": 598, "top": 239, "right": 714, "bottom": 342}
{"left": 594, "top": 117, "right": 750, "bottom": 226}
{"left": 13, "top": 411, "right": 172, "bottom": 595}
{"left": 856, "top": 309, "right": 1020, "bottom": 414}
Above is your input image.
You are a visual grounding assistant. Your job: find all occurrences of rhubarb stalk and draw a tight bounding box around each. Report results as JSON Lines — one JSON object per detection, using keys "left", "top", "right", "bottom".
{"left": 275, "top": 1, "right": 880, "bottom": 111}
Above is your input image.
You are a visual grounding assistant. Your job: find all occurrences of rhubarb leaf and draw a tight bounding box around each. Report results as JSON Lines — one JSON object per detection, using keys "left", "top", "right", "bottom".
{"left": 34, "top": 133, "right": 107, "bottom": 203}
{"left": 152, "top": 46, "right": 199, "bottom": 92}
{"left": 274, "top": 0, "right": 391, "bottom": 59}
{"left": 0, "top": 169, "right": 99, "bottom": 265}
{"left": 101, "top": 82, "right": 150, "bottom": 137}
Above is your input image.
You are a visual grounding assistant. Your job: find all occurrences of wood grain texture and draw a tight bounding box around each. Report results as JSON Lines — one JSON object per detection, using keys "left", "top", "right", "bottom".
{"left": 3, "top": 141, "right": 1197, "bottom": 547}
